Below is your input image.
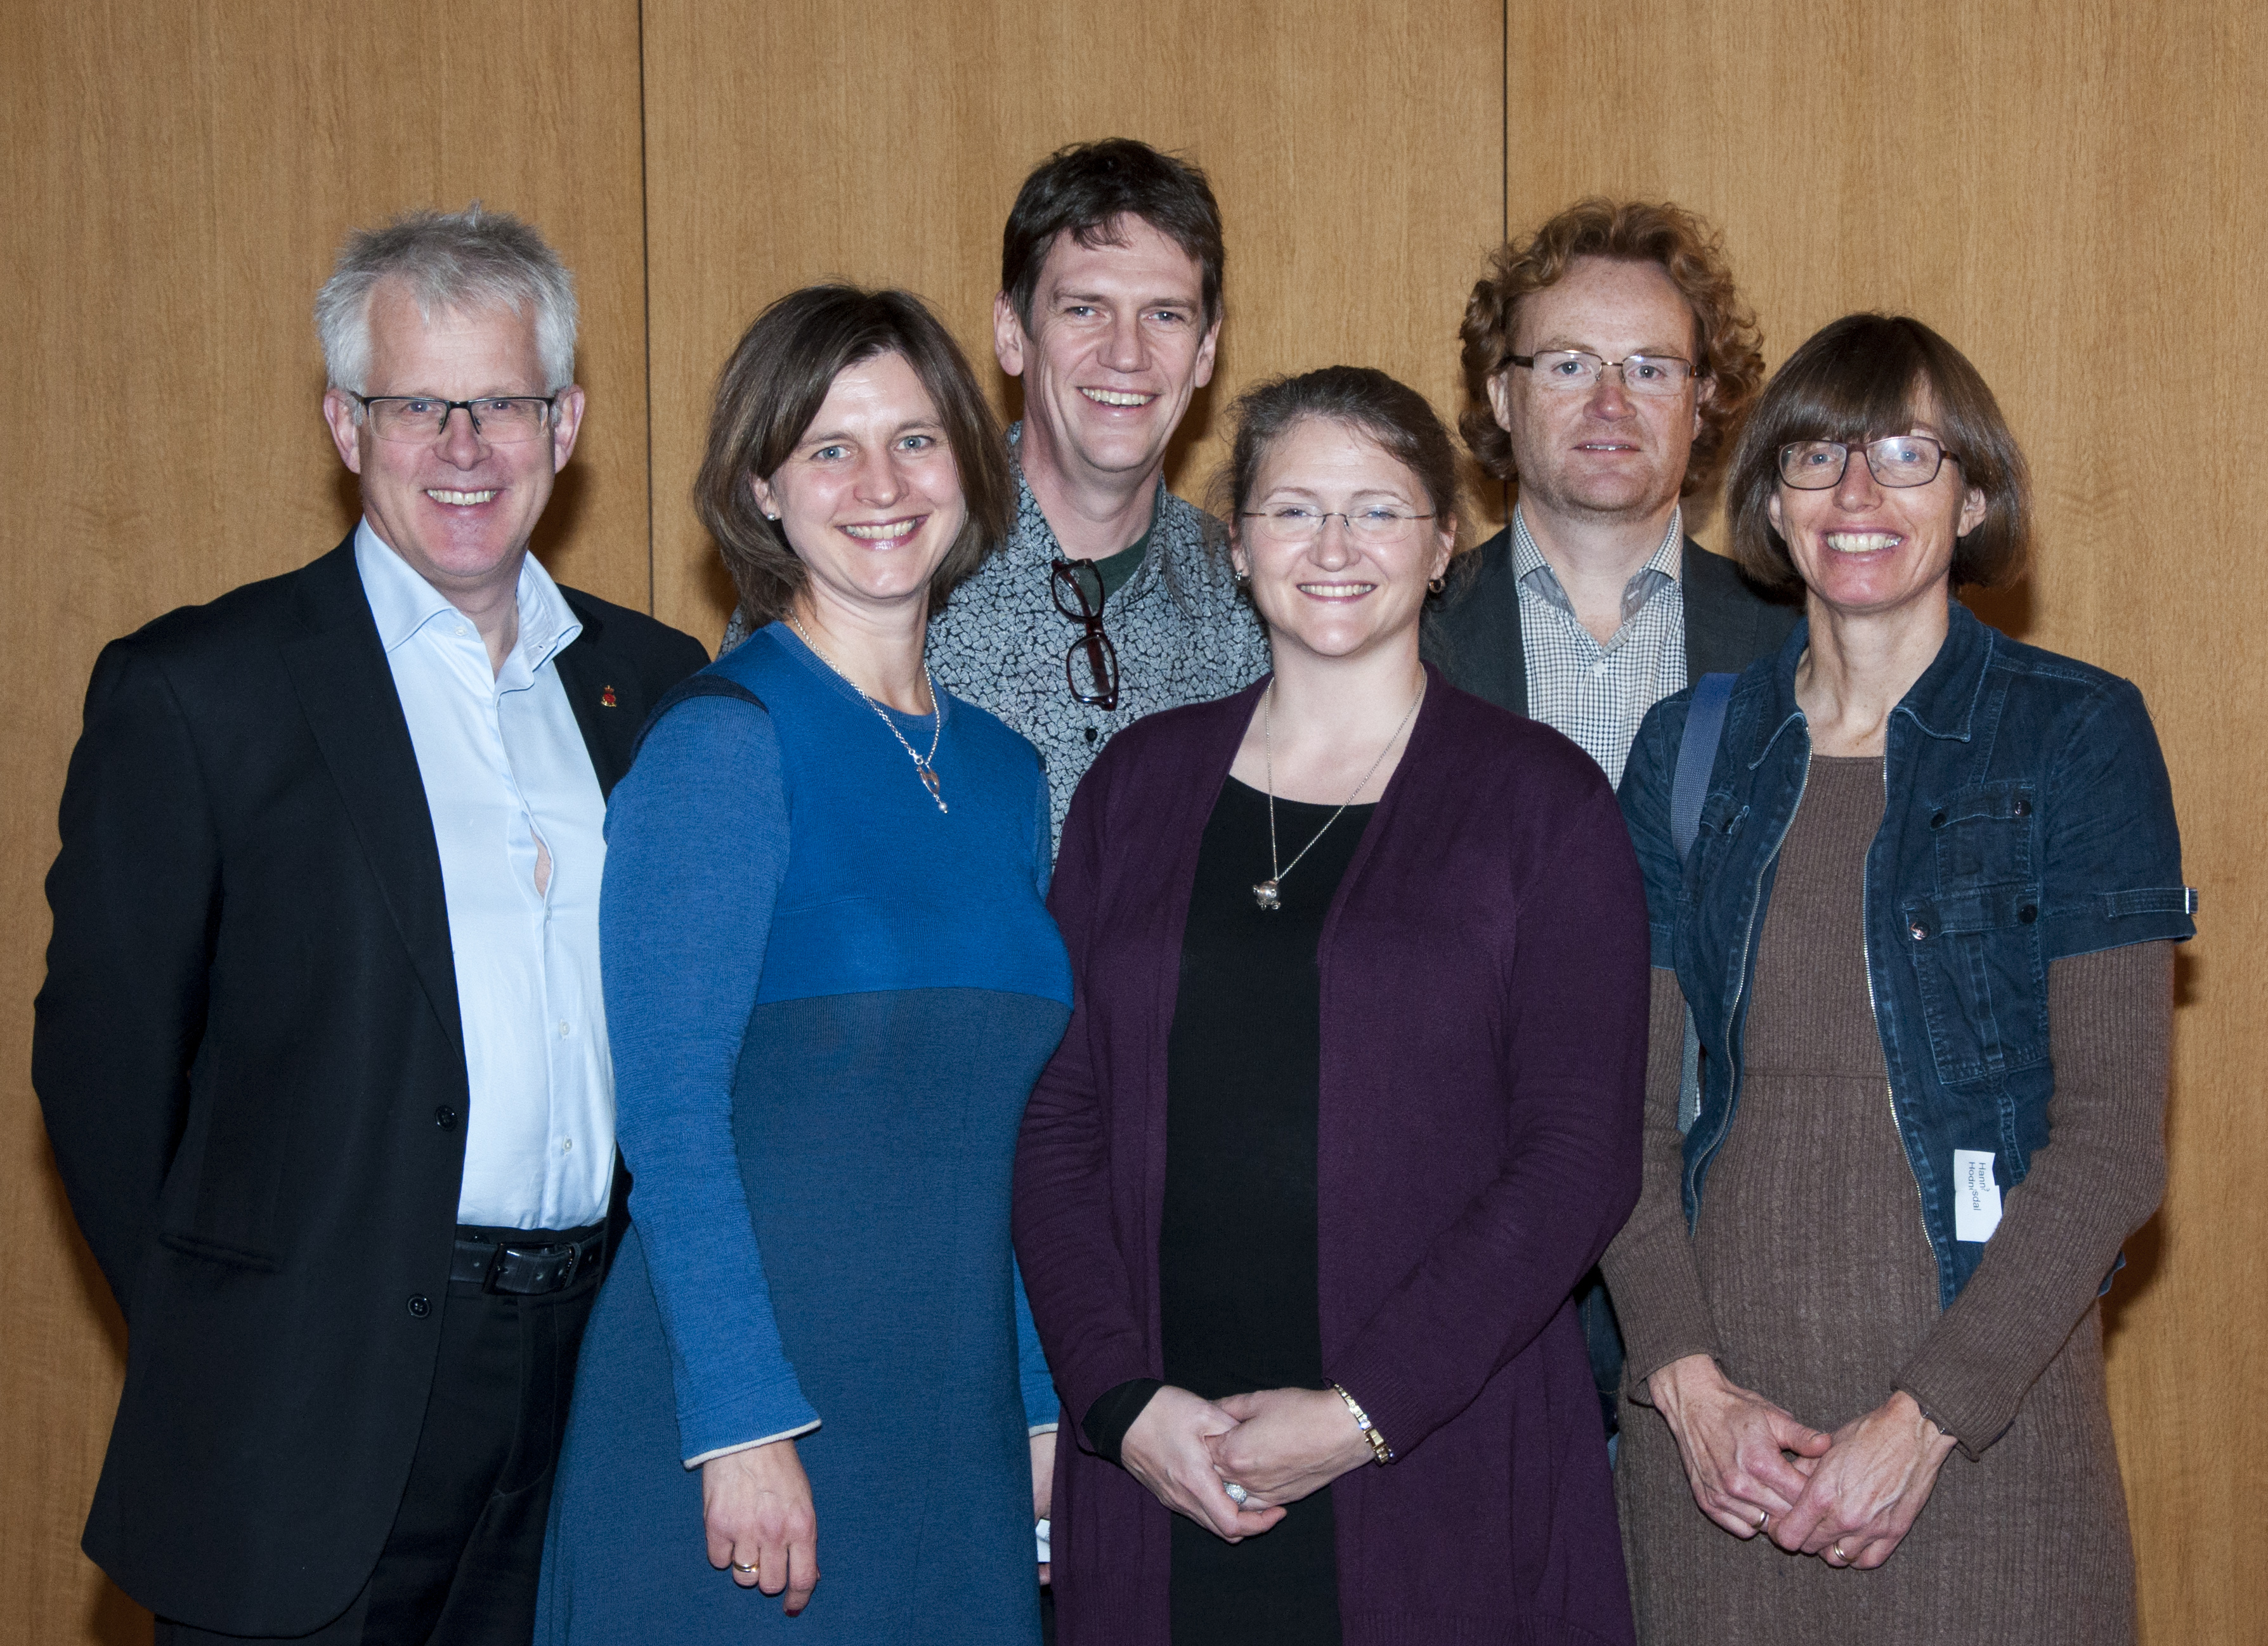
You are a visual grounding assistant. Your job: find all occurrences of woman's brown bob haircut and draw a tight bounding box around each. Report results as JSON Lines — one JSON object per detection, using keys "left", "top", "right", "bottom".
{"left": 1726, "top": 313, "right": 2031, "bottom": 592}
{"left": 696, "top": 285, "right": 1013, "bottom": 628}
{"left": 1208, "top": 365, "right": 1468, "bottom": 585}
{"left": 1459, "top": 198, "right": 1764, "bottom": 500}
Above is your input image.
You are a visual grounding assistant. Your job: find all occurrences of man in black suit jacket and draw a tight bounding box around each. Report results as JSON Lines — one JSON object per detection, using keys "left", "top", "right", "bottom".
{"left": 1430, "top": 533, "right": 1797, "bottom": 722}
{"left": 1428, "top": 200, "right": 1798, "bottom": 1444}
{"left": 34, "top": 207, "right": 707, "bottom": 1644}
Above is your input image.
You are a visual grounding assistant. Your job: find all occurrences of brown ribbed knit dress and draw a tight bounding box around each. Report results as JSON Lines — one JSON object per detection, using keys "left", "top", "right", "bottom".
{"left": 1605, "top": 755, "right": 2171, "bottom": 1645}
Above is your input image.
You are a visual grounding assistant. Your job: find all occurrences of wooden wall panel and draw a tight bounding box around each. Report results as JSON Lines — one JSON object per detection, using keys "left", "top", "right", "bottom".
{"left": 1503, "top": 2, "right": 2265, "bottom": 1638}
{"left": 9, "top": 3, "right": 2255, "bottom": 1643}
{"left": 0, "top": 4, "right": 649, "bottom": 1640}
{"left": 639, "top": 0, "right": 1507, "bottom": 646}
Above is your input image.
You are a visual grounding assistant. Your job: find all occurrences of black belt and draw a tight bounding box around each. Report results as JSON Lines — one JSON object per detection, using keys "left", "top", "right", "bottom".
{"left": 450, "top": 1229, "right": 606, "bottom": 1295}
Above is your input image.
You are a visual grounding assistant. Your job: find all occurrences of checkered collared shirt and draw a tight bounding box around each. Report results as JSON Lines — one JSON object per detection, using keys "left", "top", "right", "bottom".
{"left": 1514, "top": 503, "right": 1688, "bottom": 789}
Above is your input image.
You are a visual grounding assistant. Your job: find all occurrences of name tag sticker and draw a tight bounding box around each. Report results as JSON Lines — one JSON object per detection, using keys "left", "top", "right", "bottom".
{"left": 1953, "top": 1149, "right": 2003, "bottom": 1243}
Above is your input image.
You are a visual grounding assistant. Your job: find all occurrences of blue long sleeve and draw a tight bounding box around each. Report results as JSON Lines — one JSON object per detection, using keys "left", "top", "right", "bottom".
{"left": 599, "top": 695, "right": 820, "bottom": 1463}
{"left": 1013, "top": 760, "right": 1061, "bottom": 1431}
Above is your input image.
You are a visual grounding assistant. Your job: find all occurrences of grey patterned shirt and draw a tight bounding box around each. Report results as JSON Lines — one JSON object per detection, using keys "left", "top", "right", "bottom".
{"left": 1513, "top": 503, "right": 1688, "bottom": 789}
{"left": 929, "top": 434, "right": 1269, "bottom": 844}
{"left": 721, "top": 426, "right": 1270, "bottom": 845}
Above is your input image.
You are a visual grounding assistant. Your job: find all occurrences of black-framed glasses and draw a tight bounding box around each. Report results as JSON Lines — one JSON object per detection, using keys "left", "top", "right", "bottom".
{"left": 349, "top": 392, "right": 561, "bottom": 444}
{"left": 1236, "top": 505, "right": 1437, "bottom": 545}
{"left": 1502, "top": 350, "right": 1697, "bottom": 398}
{"left": 1050, "top": 559, "right": 1120, "bottom": 710}
{"left": 1778, "top": 434, "right": 1962, "bottom": 490}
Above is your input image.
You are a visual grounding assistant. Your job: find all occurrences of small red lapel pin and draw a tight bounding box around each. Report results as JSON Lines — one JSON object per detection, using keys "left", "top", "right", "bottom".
{"left": 600, "top": 685, "right": 618, "bottom": 708}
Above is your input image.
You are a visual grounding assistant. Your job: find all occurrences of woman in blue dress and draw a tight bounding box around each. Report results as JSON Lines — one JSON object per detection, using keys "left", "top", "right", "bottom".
{"left": 537, "top": 285, "right": 1069, "bottom": 1642}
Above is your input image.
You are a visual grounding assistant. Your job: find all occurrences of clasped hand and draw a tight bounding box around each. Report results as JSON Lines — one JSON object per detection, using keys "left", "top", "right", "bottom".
{"left": 1119, "top": 1385, "right": 1374, "bottom": 1543}
{"left": 1648, "top": 1354, "right": 1957, "bottom": 1570}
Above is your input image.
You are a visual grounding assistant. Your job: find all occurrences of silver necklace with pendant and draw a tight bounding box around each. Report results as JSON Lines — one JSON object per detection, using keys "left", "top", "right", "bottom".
{"left": 1252, "top": 678, "right": 1422, "bottom": 910}
{"left": 788, "top": 613, "right": 948, "bottom": 813}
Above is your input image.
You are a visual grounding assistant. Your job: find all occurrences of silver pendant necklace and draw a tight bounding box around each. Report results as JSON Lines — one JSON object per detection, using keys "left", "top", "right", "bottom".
{"left": 1252, "top": 678, "right": 1422, "bottom": 910}
{"left": 788, "top": 612, "right": 948, "bottom": 813}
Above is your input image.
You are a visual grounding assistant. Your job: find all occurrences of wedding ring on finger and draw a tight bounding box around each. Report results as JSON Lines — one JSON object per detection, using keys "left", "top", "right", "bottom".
{"left": 1222, "top": 1481, "right": 1250, "bottom": 1507}
{"left": 730, "top": 1560, "right": 759, "bottom": 1574}
{"left": 1831, "top": 1543, "right": 1849, "bottom": 1564}
{"left": 1754, "top": 1508, "right": 1769, "bottom": 1531}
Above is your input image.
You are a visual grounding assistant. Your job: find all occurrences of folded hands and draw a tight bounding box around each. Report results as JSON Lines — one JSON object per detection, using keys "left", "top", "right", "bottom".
{"left": 1118, "top": 1384, "right": 1376, "bottom": 1541}
{"left": 1646, "top": 1352, "right": 1959, "bottom": 1570}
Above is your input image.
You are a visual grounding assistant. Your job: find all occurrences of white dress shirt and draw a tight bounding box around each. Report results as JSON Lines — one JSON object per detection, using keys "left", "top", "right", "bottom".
{"left": 356, "top": 521, "right": 614, "bottom": 1229}
{"left": 1513, "top": 503, "right": 1690, "bottom": 789}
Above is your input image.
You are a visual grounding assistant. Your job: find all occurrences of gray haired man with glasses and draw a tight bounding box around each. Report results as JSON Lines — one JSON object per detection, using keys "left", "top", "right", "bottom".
{"left": 1428, "top": 199, "right": 1799, "bottom": 1449}
{"left": 35, "top": 204, "right": 706, "bottom": 1645}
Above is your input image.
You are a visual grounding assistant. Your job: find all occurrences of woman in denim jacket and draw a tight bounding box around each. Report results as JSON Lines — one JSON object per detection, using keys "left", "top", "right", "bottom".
{"left": 1601, "top": 314, "right": 2194, "bottom": 1645}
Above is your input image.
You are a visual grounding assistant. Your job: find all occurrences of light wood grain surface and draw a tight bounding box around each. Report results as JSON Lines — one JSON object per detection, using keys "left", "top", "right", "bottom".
{"left": 0, "top": 4, "right": 648, "bottom": 1640}
{"left": 638, "top": 0, "right": 1507, "bottom": 646}
{"left": 2, "top": 1, "right": 2257, "bottom": 1641}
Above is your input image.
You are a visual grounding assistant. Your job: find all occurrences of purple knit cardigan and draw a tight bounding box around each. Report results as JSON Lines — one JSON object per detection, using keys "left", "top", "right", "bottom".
{"left": 1013, "top": 669, "right": 1647, "bottom": 1646}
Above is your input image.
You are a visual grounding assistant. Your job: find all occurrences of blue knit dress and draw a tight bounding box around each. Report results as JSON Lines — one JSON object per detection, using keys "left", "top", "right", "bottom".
{"left": 537, "top": 623, "right": 1071, "bottom": 1643}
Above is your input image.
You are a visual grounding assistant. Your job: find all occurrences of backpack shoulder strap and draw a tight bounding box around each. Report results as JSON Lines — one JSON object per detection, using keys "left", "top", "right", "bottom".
{"left": 630, "top": 673, "right": 770, "bottom": 767}
{"left": 1671, "top": 671, "right": 1737, "bottom": 861}
{"left": 1669, "top": 672, "right": 1736, "bottom": 1136}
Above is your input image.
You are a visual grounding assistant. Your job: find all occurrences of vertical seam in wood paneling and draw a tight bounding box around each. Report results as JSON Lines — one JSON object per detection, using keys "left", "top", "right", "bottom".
{"left": 637, "top": 0, "right": 656, "bottom": 616}
{"left": 1499, "top": 0, "right": 1511, "bottom": 523}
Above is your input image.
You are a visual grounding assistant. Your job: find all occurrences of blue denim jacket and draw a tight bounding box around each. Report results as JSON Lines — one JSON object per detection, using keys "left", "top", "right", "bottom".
{"left": 1619, "top": 603, "right": 2195, "bottom": 1308}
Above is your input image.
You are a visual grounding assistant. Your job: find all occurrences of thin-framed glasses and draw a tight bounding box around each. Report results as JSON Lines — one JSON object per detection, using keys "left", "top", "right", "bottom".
{"left": 1778, "top": 434, "right": 1962, "bottom": 490}
{"left": 1050, "top": 558, "right": 1120, "bottom": 710}
{"left": 1502, "top": 350, "right": 1697, "bottom": 398}
{"left": 349, "top": 392, "right": 561, "bottom": 444}
{"left": 1236, "top": 505, "right": 1438, "bottom": 546}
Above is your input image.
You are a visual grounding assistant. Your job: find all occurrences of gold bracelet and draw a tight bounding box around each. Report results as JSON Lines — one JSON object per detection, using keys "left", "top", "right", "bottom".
{"left": 1331, "top": 1382, "right": 1394, "bottom": 1465}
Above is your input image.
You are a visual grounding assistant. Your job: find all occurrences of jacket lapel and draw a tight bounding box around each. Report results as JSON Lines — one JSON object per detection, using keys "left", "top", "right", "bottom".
{"left": 1461, "top": 527, "right": 1530, "bottom": 718}
{"left": 1682, "top": 536, "right": 1801, "bottom": 681}
{"left": 278, "top": 538, "right": 464, "bottom": 1059}
{"left": 554, "top": 595, "right": 640, "bottom": 799}
{"left": 1498, "top": 573, "right": 1530, "bottom": 718}
{"left": 1681, "top": 537, "right": 1733, "bottom": 679}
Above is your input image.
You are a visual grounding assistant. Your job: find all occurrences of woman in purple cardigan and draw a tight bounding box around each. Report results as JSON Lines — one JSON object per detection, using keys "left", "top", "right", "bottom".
{"left": 1012, "top": 366, "right": 1649, "bottom": 1646}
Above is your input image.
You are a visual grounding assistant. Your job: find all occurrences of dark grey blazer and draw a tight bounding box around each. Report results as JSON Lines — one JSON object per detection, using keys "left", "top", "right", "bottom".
{"left": 34, "top": 536, "right": 708, "bottom": 1635}
{"left": 1426, "top": 524, "right": 1800, "bottom": 718}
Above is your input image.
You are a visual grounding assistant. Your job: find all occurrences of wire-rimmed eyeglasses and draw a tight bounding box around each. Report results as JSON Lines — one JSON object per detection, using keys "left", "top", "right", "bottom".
{"left": 1778, "top": 434, "right": 1962, "bottom": 490}
{"left": 348, "top": 392, "right": 561, "bottom": 444}
{"left": 1050, "top": 559, "right": 1120, "bottom": 710}
{"left": 1236, "top": 505, "right": 1437, "bottom": 546}
{"left": 1502, "top": 350, "right": 1697, "bottom": 398}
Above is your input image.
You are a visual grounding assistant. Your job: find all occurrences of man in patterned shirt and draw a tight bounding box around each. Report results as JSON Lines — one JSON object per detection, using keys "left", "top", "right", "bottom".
{"left": 720, "top": 141, "right": 1266, "bottom": 841}
{"left": 925, "top": 139, "right": 1268, "bottom": 841}
{"left": 1430, "top": 198, "right": 1799, "bottom": 1444}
